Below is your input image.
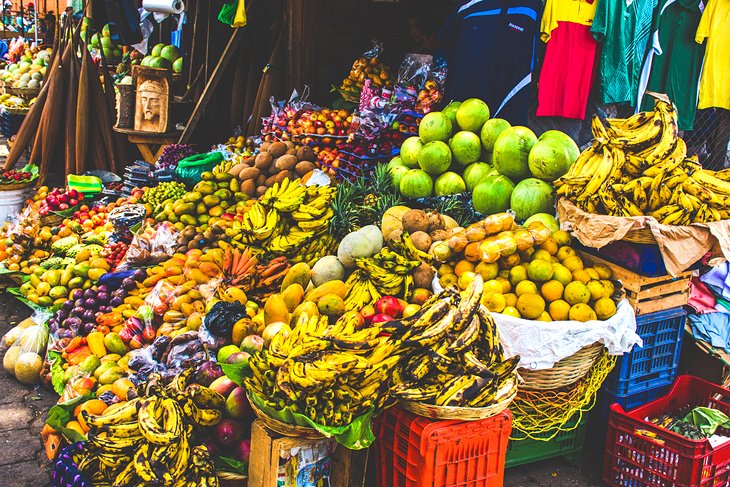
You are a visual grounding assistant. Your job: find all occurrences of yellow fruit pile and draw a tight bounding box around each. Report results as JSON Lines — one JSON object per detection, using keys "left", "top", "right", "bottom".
{"left": 438, "top": 227, "right": 618, "bottom": 322}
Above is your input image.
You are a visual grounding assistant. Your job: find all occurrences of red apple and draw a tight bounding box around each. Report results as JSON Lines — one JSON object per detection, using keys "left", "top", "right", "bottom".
{"left": 372, "top": 314, "right": 394, "bottom": 325}
{"left": 374, "top": 296, "right": 404, "bottom": 318}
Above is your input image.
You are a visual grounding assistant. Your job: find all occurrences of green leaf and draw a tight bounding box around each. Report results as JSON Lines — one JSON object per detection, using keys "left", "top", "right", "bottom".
{"left": 48, "top": 350, "right": 66, "bottom": 395}
{"left": 217, "top": 456, "right": 248, "bottom": 475}
{"left": 219, "top": 362, "right": 251, "bottom": 387}
{"left": 53, "top": 205, "right": 81, "bottom": 218}
{"left": 247, "top": 390, "right": 375, "bottom": 450}
{"left": 46, "top": 393, "right": 93, "bottom": 444}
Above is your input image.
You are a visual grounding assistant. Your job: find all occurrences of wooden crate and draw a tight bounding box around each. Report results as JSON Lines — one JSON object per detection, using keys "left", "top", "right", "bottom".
{"left": 248, "top": 420, "right": 368, "bottom": 487}
{"left": 578, "top": 251, "right": 691, "bottom": 315}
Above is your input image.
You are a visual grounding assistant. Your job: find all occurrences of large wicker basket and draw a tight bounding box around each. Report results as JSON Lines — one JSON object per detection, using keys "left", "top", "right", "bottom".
{"left": 622, "top": 227, "right": 657, "bottom": 244}
{"left": 41, "top": 213, "right": 63, "bottom": 226}
{"left": 249, "top": 395, "right": 325, "bottom": 439}
{"left": 401, "top": 378, "right": 517, "bottom": 421}
{"left": 518, "top": 342, "right": 604, "bottom": 390}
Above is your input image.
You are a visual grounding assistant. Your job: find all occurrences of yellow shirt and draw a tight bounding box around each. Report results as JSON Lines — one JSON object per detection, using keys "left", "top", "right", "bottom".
{"left": 541, "top": 0, "right": 598, "bottom": 41}
{"left": 696, "top": 0, "right": 730, "bottom": 109}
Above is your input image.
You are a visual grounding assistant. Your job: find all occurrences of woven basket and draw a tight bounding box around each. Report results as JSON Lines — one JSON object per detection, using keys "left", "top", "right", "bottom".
{"left": 249, "top": 395, "right": 325, "bottom": 439}
{"left": 41, "top": 213, "right": 63, "bottom": 226}
{"left": 2, "top": 106, "right": 30, "bottom": 115}
{"left": 5, "top": 86, "right": 41, "bottom": 97}
{"left": 216, "top": 470, "right": 247, "bottom": 481}
{"left": 518, "top": 342, "right": 604, "bottom": 390}
{"left": 0, "top": 181, "right": 32, "bottom": 190}
{"left": 401, "top": 378, "right": 517, "bottom": 421}
{"left": 621, "top": 227, "right": 657, "bottom": 244}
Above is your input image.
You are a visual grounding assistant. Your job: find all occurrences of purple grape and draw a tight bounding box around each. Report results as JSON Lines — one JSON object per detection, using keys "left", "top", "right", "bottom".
{"left": 63, "top": 300, "right": 74, "bottom": 311}
{"left": 84, "top": 298, "right": 97, "bottom": 308}
{"left": 50, "top": 323, "right": 58, "bottom": 333}
{"left": 74, "top": 299, "right": 84, "bottom": 308}
{"left": 122, "top": 278, "right": 136, "bottom": 291}
{"left": 110, "top": 297, "right": 123, "bottom": 307}
{"left": 72, "top": 306, "right": 85, "bottom": 316}
{"left": 80, "top": 322, "right": 95, "bottom": 335}
{"left": 133, "top": 269, "right": 147, "bottom": 281}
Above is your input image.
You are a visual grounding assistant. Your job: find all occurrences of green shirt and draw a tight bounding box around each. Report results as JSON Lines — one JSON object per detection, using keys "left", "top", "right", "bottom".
{"left": 592, "top": 0, "right": 659, "bottom": 105}
{"left": 639, "top": 0, "right": 704, "bottom": 130}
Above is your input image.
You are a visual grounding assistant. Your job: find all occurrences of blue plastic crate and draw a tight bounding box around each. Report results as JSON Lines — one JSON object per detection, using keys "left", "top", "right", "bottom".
{"left": 603, "top": 307, "right": 686, "bottom": 396}
{"left": 595, "top": 383, "right": 671, "bottom": 422}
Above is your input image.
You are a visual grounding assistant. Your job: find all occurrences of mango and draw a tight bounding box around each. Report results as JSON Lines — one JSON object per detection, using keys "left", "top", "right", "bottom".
{"left": 36, "top": 281, "right": 51, "bottom": 296}
{"left": 93, "top": 360, "right": 118, "bottom": 379}
{"left": 187, "top": 312, "right": 203, "bottom": 331}
{"left": 79, "top": 355, "right": 101, "bottom": 374}
{"left": 183, "top": 191, "right": 202, "bottom": 203}
{"left": 103, "top": 333, "right": 127, "bottom": 355}
{"left": 45, "top": 270, "right": 61, "bottom": 286}
{"left": 291, "top": 301, "right": 319, "bottom": 325}
{"left": 90, "top": 258, "right": 110, "bottom": 270}
{"left": 29, "top": 274, "right": 41, "bottom": 288}
{"left": 88, "top": 268, "right": 106, "bottom": 281}
{"left": 318, "top": 294, "right": 345, "bottom": 317}
{"left": 100, "top": 354, "right": 121, "bottom": 363}
{"left": 184, "top": 268, "right": 209, "bottom": 285}
{"left": 213, "top": 189, "right": 232, "bottom": 200}
{"left": 72, "top": 264, "right": 89, "bottom": 279}
{"left": 49, "top": 285, "right": 68, "bottom": 299}
{"left": 221, "top": 286, "right": 247, "bottom": 303}
{"left": 174, "top": 202, "right": 195, "bottom": 216}
{"left": 37, "top": 296, "right": 53, "bottom": 307}
{"left": 198, "top": 262, "right": 222, "bottom": 277}
{"left": 98, "top": 366, "right": 125, "bottom": 385}
{"left": 263, "top": 294, "right": 290, "bottom": 325}
{"left": 203, "top": 194, "right": 221, "bottom": 207}
{"left": 280, "top": 283, "right": 304, "bottom": 312}
{"left": 305, "top": 280, "right": 347, "bottom": 302}
{"left": 280, "top": 263, "right": 312, "bottom": 292}
{"left": 195, "top": 181, "right": 216, "bottom": 195}
{"left": 74, "top": 249, "right": 91, "bottom": 263}
{"left": 232, "top": 318, "right": 253, "bottom": 346}
{"left": 68, "top": 276, "right": 84, "bottom": 289}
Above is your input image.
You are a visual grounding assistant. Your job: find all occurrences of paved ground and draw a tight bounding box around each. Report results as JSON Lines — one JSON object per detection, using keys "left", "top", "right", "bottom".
{"left": 0, "top": 288, "right": 605, "bottom": 486}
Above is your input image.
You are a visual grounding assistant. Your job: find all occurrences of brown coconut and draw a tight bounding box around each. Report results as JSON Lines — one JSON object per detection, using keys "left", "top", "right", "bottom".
{"left": 297, "top": 146, "right": 315, "bottom": 161}
{"left": 402, "top": 209, "right": 429, "bottom": 234}
{"left": 413, "top": 263, "right": 436, "bottom": 289}
{"left": 427, "top": 212, "right": 446, "bottom": 233}
{"left": 429, "top": 229, "right": 449, "bottom": 243}
{"left": 410, "top": 231, "right": 432, "bottom": 252}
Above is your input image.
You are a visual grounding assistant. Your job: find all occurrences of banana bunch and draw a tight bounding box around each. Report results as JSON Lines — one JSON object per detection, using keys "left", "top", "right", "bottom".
{"left": 289, "top": 234, "right": 338, "bottom": 267}
{"left": 213, "top": 157, "right": 236, "bottom": 175}
{"left": 244, "top": 312, "right": 401, "bottom": 427}
{"left": 343, "top": 242, "right": 423, "bottom": 312}
{"left": 76, "top": 369, "right": 223, "bottom": 487}
{"left": 555, "top": 97, "right": 727, "bottom": 224}
{"left": 383, "top": 275, "right": 519, "bottom": 408}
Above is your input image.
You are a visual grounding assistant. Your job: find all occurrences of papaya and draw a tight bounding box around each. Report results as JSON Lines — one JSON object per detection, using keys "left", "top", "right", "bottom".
{"left": 103, "top": 333, "right": 127, "bottom": 355}
{"left": 263, "top": 294, "right": 290, "bottom": 325}
{"left": 280, "top": 263, "right": 312, "bottom": 292}
{"left": 74, "top": 249, "right": 92, "bottom": 263}
{"left": 280, "top": 283, "right": 304, "bottom": 312}
{"left": 304, "top": 280, "right": 347, "bottom": 302}
{"left": 90, "top": 258, "right": 110, "bottom": 271}
{"left": 198, "top": 262, "right": 222, "bottom": 277}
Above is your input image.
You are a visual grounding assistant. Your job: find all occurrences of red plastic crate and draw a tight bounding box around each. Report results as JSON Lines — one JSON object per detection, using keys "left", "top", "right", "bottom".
{"left": 375, "top": 405, "right": 512, "bottom": 487}
{"left": 603, "top": 375, "right": 730, "bottom": 487}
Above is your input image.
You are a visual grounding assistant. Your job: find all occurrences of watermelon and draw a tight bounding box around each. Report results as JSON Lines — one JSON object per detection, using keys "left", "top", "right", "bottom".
{"left": 463, "top": 162, "right": 498, "bottom": 192}
{"left": 456, "top": 98, "right": 490, "bottom": 132}
{"left": 418, "top": 141, "right": 452, "bottom": 175}
{"left": 492, "top": 126, "right": 537, "bottom": 181}
{"left": 389, "top": 165, "right": 410, "bottom": 189}
{"left": 449, "top": 131, "right": 482, "bottom": 166}
{"left": 399, "top": 137, "right": 423, "bottom": 168}
{"left": 419, "top": 112, "right": 453, "bottom": 143}
{"left": 434, "top": 172, "right": 466, "bottom": 196}
{"left": 472, "top": 175, "right": 515, "bottom": 215}
{"left": 480, "top": 118, "right": 511, "bottom": 152}
{"left": 528, "top": 131, "right": 579, "bottom": 181}
{"left": 442, "top": 101, "right": 461, "bottom": 128}
{"left": 399, "top": 169, "right": 433, "bottom": 198}
{"left": 510, "top": 178, "right": 555, "bottom": 222}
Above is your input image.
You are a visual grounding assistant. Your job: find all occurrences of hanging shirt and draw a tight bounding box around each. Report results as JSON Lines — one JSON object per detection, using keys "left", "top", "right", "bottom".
{"left": 536, "top": 0, "right": 599, "bottom": 119}
{"left": 440, "top": 0, "right": 543, "bottom": 125}
{"left": 637, "top": 0, "right": 705, "bottom": 130}
{"left": 695, "top": 0, "right": 730, "bottom": 110}
{"left": 592, "top": 0, "right": 659, "bottom": 105}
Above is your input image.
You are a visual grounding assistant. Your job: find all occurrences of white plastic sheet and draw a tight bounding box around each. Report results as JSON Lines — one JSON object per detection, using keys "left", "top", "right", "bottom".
{"left": 494, "top": 299, "right": 642, "bottom": 370}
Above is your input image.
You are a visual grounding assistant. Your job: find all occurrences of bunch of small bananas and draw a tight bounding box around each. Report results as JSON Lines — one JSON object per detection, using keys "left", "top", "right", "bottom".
{"left": 245, "top": 312, "right": 401, "bottom": 427}
{"left": 555, "top": 97, "right": 729, "bottom": 224}
{"left": 76, "top": 369, "right": 223, "bottom": 487}
{"left": 233, "top": 178, "right": 337, "bottom": 257}
{"left": 343, "top": 232, "right": 432, "bottom": 312}
{"left": 213, "top": 156, "right": 237, "bottom": 175}
{"left": 289, "top": 234, "right": 338, "bottom": 267}
{"left": 384, "top": 275, "right": 519, "bottom": 408}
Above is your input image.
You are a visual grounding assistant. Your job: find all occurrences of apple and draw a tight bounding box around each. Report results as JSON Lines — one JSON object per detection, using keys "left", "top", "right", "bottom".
{"left": 402, "top": 304, "right": 421, "bottom": 318}
{"left": 372, "top": 314, "right": 394, "bottom": 325}
{"left": 374, "top": 296, "right": 403, "bottom": 318}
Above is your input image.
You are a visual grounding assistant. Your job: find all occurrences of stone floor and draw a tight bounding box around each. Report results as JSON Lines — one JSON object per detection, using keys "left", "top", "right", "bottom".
{"left": 0, "top": 287, "right": 605, "bottom": 487}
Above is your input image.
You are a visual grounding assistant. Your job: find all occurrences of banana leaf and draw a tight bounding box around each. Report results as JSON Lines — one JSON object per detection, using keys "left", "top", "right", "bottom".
{"left": 6, "top": 287, "right": 63, "bottom": 312}
{"left": 46, "top": 393, "right": 92, "bottom": 443}
{"left": 216, "top": 456, "right": 247, "bottom": 475}
{"left": 247, "top": 390, "right": 376, "bottom": 450}
{"left": 48, "top": 350, "right": 66, "bottom": 395}
{"left": 219, "top": 361, "right": 250, "bottom": 386}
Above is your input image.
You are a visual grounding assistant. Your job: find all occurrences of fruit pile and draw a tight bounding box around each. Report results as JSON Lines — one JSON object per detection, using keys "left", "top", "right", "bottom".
{"left": 71, "top": 204, "right": 112, "bottom": 232}
{"left": 86, "top": 23, "right": 123, "bottom": 60}
{"left": 75, "top": 370, "right": 221, "bottom": 486}
{"left": 141, "top": 181, "right": 187, "bottom": 211}
{"left": 224, "top": 141, "right": 316, "bottom": 198}
{"left": 223, "top": 135, "right": 256, "bottom": 156}
{"left": 0, "top": 47, "right": 50, "bottom": 90}
{"left": 39, "top": 188, "right": 85, "bottom": 215}
{"left": 389, "top": 98, "right": 578, "bottom": 222}
{"left": 138, "top": 43, "right": 183, "bottom": 74}
{"left": 432, "top": 213, "right": 619, "bottom": 322}
{"left": 557, "top": 98, "right": 730, "bottom": 224}
{"left": 387, "top": 276, "right": 519, "bottom": 407}
{"left": 100, "top": 241, "right": 129, "bottom": 271}
{"left": 0, "top": 167, "right": 36, "bottom": 184}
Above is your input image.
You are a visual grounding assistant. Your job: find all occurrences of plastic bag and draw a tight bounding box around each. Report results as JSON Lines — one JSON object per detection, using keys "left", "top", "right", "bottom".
{"left": 108, "top": 204, "right": 147, "bottom": 243}
{"left": 205, "top": 301, "right": 248, "bottom": 339}
{"left": 335, "top": 41, "right": 392, "bottom": 103}
{"left": 127, "top": 331, "right": 207, "bottom": 383}
{"left": 175, "top": 152, "right": 225, "bottom": 186}
{"left": 1, "top": 311, "right": 51, "bottom": 385}
{"left": 115, "top": 222, "right": 179, "bottom": 271}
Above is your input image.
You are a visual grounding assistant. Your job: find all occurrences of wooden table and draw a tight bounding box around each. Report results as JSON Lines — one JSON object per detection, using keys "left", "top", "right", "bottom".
{"left": 113, "top": 127, "right": 181, "bottom": 164}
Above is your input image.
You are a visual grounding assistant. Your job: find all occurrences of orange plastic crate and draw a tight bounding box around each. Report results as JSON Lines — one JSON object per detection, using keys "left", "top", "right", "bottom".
{"left": 375, "top": 406, "right": 512, "bottom": 487}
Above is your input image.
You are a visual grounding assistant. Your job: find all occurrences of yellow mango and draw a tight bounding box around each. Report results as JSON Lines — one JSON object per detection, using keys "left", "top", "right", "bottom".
{"left": 280, "top": 283, "right": 304, "bottom": 312}
{"left": 304, "top": 280, "right": 347, "bottom": 302}
{"left": 264, "top": 294, "right": 290, "bottom": 325}
{"left": 280, "top": 263, "right": 312, "bottom": 292}
{"left": 291, "top": 301, "right": 319, "bottom": 326}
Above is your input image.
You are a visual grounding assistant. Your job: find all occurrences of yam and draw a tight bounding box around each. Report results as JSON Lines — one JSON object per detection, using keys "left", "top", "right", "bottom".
{"left": 268, "top": 142, "right": 288, "bottom": 158}
{"left": 242, "top": 156, "right": 256, "bottom": 166}
{"left": 274, "top": 170, "right": 292, "bottom": 183}
{"left": 295, "top": 161, "right": 315, "bottom": 176}
{"left": 260, "top": 142, "right": 271, "bottom": 152}
{"left": 228, "top": 163, "right": 244, "bottom": 177}
{"left": 275, "top": 154, "right": 298, "bottom": 171}
{"left": 286, "top": 147, "right": 298, "bottom": 155}
{"left": 254, "top": 151, "right": 273, "bottom": 169}
{"left": 265, "top": 175, "right": 277, "bottom": 187}
{"left": 256, "top": 185, "right": 268, "bottom": 196}
{"left": 255, "top": 174, "right": 266, "bottom": 185}
{"left": 238, "top": 167, "right": 260, "bottom": 181}
{"left": 284, "top": 141, "right": 295, "bottom": 150}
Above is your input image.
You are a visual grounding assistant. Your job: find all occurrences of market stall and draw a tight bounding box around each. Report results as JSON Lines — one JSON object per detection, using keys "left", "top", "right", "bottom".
{"left": 0, "top": 0, "right": 728, "bottom": 486}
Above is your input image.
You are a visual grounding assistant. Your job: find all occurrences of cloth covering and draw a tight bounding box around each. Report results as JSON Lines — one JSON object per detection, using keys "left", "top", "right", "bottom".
{"left": 689, "top": 313, "right": 730, "bottom": 353}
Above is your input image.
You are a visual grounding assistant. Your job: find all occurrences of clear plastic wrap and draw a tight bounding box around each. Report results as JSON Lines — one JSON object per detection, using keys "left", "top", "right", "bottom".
{"left": 1, "top": 311, "right": 51, "bottom": 385}
{"left": 115, "top": 222, "right": 179, "bottom": 271}
{"left": 335, "top": 41, "right": 392, "bottom": 103}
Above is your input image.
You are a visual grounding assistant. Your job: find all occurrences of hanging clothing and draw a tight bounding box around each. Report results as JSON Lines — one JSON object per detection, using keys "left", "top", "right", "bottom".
{"left": 637, "top": 0, "right": 705, "bottom": 130}
{"left": 440, "top": 0, "right": 543, "bottom": 125}
{"left": 592, "top": 0, "right": 659, "bottom": 105}
{"left": 695, "top": 0, "right": 730, "bottom": 110}
{"left": 536, "top": 0, "right": 598, "bottom": 119}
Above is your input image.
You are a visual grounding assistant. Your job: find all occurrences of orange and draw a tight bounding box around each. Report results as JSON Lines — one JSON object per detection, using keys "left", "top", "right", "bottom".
{"left": 552, "top": 230, "right": 571, "bottom": 247}
{"left": 454, "top": 260, "right": 475, "bottom": 277}
{"left": 594, "top": 263, "right": 612, "bottom": 279}
{"left": 66, "top": 420, "right": 87, "bottom": 436}
{"left": 502, "top": 306, "right": 521, "bottom": 318}
{"left": 572, "top": 269, "right": 591, "bottom": 284}
{"left": 438, "top": 264, "right": 454, "bottom": 277}
{"left": 548, "top": 300, "right": 571, "bottom": 321}
{"left": 556, "top": 246, "right": 576, "bottom": 261}
{"left": 504, "top": 293, "right": 518, "bottom": 307}
{"left": 539, "top": 237, "right": 558, "bottom": 256}
{"left": 496, "top": 276, "right": 512, "bottom": 293}
{"left": 515, "top": 280, "right": 538, "bottom": 297}
{"left": 484, "top": 280, "right": 504, "bottom": 295}
{"left": 440, "top": 274, "right": 458, "bottom": 288}
{"left": 540, "top": 280, "right": 564, "bottom": 302}
{"left": 475, "top": 262, "right": 499, "bottom": 281}
{"left": 80, "top": 399, "right": 109, "bottom": 416}
{"left": 457, "top": 271, "right": 477, "bottom": 290}
{"left": 481, "top": 292, "right": 506, "bottom": 312}
{"left": 516, "top": 293, "right": 546, "bottom": 319}
{"left": 585, "top": 268, "right": 600, "bottom": 280}
{"left": 562, "top": 255, "right": 584, "bottom": 272}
